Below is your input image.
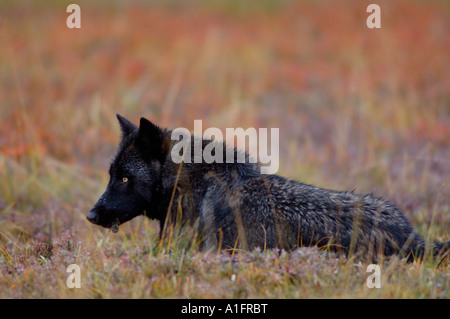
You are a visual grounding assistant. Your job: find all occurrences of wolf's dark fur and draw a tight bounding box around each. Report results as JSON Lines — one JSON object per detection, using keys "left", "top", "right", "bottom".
{"left": 87, "top": 115, "right": 449, "bottom": 262}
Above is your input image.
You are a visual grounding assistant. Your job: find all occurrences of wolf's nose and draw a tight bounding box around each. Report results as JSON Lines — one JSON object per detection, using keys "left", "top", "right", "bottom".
{"left": 86, "top": 210, "right": 98, "bottom": 224}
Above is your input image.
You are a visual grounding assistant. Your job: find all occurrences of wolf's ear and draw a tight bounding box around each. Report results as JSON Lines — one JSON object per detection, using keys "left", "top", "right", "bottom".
{"left": 136, "top": 117, "right": 169, "bottom": 162}
{"left": 116, "top": 114, "right": 138, "bottom": 138}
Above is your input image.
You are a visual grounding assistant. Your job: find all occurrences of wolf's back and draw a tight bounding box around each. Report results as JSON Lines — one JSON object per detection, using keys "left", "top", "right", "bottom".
{"left": 239, "top": 174, "right": 447, "bottom": 261}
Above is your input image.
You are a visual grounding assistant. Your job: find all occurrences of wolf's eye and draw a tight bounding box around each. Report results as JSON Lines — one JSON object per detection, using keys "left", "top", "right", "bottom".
{"left": 122, "top": 177, "right": 128, "bottom": 183}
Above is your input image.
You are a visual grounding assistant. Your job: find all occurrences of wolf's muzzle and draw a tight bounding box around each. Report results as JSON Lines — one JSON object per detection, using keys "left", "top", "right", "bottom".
{"left": 86, "top": 210, "right": 99, "bottom": 224}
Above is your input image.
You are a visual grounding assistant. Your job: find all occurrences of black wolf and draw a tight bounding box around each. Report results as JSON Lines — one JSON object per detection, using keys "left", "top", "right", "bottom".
{"left": 87, "top": 114, "right": 449, "bottom": 262}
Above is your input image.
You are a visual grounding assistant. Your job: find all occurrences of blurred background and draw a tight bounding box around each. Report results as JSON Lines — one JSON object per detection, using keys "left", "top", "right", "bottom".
{"left": 0, "top": 0, "right": 448, "bottom": 265}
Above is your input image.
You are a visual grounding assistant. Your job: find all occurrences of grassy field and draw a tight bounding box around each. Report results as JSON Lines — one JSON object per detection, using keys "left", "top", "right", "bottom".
{"left": 0, "top": 0, "right": 449, "bottom": 298}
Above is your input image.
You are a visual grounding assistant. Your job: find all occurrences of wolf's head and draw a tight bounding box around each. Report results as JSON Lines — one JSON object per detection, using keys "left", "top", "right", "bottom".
{"left": 87, "top": 114, "right": 170, "bottom": 231}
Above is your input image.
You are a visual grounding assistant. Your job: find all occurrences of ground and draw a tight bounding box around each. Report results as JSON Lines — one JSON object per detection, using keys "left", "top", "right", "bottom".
{"left": 0, "top": 0, "right": 448, "bottom": 298}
